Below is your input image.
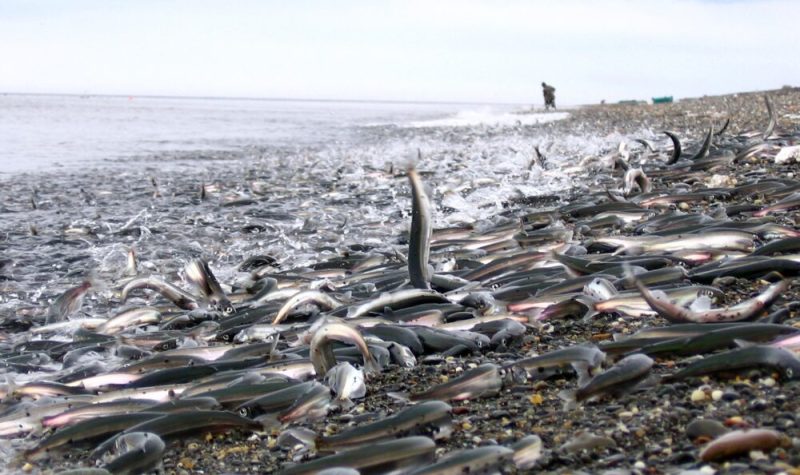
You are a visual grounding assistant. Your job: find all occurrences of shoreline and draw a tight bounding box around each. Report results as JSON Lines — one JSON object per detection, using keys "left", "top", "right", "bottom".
{"left": 2, "top": 88, "right": 800, "bottom": 474}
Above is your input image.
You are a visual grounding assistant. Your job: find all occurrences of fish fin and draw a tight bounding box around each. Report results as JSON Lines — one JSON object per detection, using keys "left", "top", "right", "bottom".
{"left": 254, "top": 414, "right": 281, "bottom": 430}
{"left": 365, "top": 355, "right": 383, "bottom": 377}
{"left": 387, "top": 391, "right": 411, "bottom": 403}
{"left": 276, "top": 427, "right": 318, "bottom": 452}
{"left": 334, "top": 397, "right": 355, "bottom": 411}
{"left": 557, "top": 389, "right": 578, "bottom": 411}
{"left": 733, "top": 338, "right": 757, "bottom": 349}
{"left": 572, "top": 362, "right": 593, "bottom": 387}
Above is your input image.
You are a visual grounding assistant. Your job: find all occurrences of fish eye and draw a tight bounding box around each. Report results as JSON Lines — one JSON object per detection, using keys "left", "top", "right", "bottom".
{"left": 239, "top": 408, "right": 250, "bottom": 417}
{"left": 785, "top": 368, "right": 793, "bottom": 379}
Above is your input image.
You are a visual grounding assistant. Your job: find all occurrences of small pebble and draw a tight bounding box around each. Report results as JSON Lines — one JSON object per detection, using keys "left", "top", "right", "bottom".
{"left": 691, "top": 389, "right": 707, "bottom": 402}
{"left": 711, "top": 390, "right": 723, "bottom": 401}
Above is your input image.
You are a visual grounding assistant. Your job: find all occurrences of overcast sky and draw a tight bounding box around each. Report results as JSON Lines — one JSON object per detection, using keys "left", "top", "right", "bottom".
{"left": 1, "top": 0, "right": 797, "bottom": 105}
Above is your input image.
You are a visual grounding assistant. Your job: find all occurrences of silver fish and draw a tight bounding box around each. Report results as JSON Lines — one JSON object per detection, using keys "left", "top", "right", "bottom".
{"left": 407, "top": 164, "right": 433, "bottom": 289}
{"left": 324, "top": 362, "right": 366, "bottom": 409}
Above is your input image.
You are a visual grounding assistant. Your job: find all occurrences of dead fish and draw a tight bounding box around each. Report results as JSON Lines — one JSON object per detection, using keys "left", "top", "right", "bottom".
{"left": 408, "top": 163, "right": 433, "bottom": 289}
{"left": 700, "top": 429, "right": 787, "bottom": 462}
{"left": 392, "top": 363, "right": 503, "bottom": 402}
{"left": 633, "top": 276, "right": 788, "bottom": 323}
{"left": 310, "top": 322, "right": 382, "bottom": 376}
{"left": 185, "top": 259, "right": 234, "bottom": 315}
{"left": 47, "top": 281, "right": 92, "bottom": 324}
{"left": 101, "top": 431, "right": 165, "bottom": 475}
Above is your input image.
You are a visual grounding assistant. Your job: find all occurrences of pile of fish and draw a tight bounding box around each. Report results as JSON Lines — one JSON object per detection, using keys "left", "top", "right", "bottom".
{"left": 2, "top": 90, "right": 800, "bottom": 474}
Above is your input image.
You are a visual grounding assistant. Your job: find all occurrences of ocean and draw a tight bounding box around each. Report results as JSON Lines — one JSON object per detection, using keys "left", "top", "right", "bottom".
{"left": 0, "top": 94, "right": 567, "bottom": 174}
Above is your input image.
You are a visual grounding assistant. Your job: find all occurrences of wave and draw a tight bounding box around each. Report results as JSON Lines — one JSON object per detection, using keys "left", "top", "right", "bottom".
{"left": 403, "top": 109, "right": 569, "bottom": 128}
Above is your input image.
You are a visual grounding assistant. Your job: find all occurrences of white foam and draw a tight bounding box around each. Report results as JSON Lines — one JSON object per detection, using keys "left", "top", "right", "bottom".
{"left": 405, "top": 110, "right": 569, "bottom": 128}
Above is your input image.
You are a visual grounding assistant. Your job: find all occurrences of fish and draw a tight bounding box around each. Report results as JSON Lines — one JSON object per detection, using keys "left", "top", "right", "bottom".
{"left": 121, "top": 276, "right": 199, "bottom": 311}
{"left": 309, "top": 322, "right": 382, "bottom": 376}
{"left": 663, "top": 345, "right": 800, "bottom": 381}
{"left": 102, "top": 431, "right": 166, "bottom": 475}
{"left": 689, "top": 125, "right": 713, "bottom": 160}
{"left": 663, "top": 131, "right": 682, "bottom": 164}
{"left": 25, "top": 412, "right": 165, "bottom": 459}
{"left": 278, "top": 382, "right": 332, "bottom": 424}
{"left": 392, "top": 363, "right": 503, "bottom": 402}
{"left": 324, "top": 362, "right": 366, "bottom": 409}
{"left": 316, "top": 400, "right": 452, "bottom": 452}
{"left": 236, "top": 381, "right": 318, "bottom": 418}
{"left": 632, "top": 276, "right": 788, "bottom": 323}
{"left": 185, "top": 259, "right": 235, "bottom": 315}
{"left": 407, "top": 445, "right": 514, "bottom": 475}
{"left": 506, "top": 344, "right": 606, "bottom": 383}
{"left": 560, "top": 353, "right": 653, "bottom": 406}
{"left": 762, "top": 94, "right": 776, "bottom": 140}
{"left": 623, "top": 168, "right": 651, "bottom": 196}
{"left": 90, "top": 411, "right": 261, "bottom": 460}
{"left": 408, "top": 164, "right": 433, "bottom": 289}
{"left": 277, "top": 436, "right": 436, "bottom": 475}
{"left": 345, "top": 289, "right": 449, "bottom": 319}
{"left": 47, "top": 281, "right": 92, "bottom": 324}
{"left": 97, "top": 307, "right": 161, "bottom": 335}
{"left": 41, "top": 399, "right": 156, "bottom": 428}
{"left": 272, "top": 290, "right": 342, "bottom": 324}
{"left": 510, "top": 435, "right": 543, "bottom": 470}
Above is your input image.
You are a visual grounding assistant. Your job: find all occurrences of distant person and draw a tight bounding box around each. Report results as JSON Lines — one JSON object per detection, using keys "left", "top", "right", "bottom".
{"left": 542, "top": 82, "right": 556, "bottom": 111}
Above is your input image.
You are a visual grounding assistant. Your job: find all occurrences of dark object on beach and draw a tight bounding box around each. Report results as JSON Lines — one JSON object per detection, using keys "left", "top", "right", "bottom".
{"left": 542, "top": 82, "right": 556, "bottom": 111}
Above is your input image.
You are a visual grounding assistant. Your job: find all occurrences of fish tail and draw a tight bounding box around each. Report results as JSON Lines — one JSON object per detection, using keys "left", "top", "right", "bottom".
{"left": 365, "top": 355, "right": 383, "bottom": 376}
{"left": 557, "top": 389, "right": 578, "bottom": 411}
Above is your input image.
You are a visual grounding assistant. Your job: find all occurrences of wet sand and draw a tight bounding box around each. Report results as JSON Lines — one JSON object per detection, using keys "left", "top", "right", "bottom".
{"left": 3, "top": 87, "right": 800, "bottom": 474}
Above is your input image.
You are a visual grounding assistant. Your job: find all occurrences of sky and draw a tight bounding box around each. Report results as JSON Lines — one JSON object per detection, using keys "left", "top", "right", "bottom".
{"left": 1, "top": 0, "right": 798, "bottom": 105}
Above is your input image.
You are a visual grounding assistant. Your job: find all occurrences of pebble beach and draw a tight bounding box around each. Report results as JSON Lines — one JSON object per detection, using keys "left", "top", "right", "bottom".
{"left": 2, "top": 88, "right": 800, "bottom": 475}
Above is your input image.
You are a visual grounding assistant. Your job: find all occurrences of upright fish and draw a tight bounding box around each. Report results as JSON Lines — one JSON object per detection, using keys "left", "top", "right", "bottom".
{"left": 47, "top": 281, "right": 92, "bottom": 324}
{"left": 309, "top": 322, "right": 382, "bottom": 377}
{"left": 185, "top": 259, "right": 235, "bottom": 315}
{"left": 407, "top": 162, "right": 433, "bottom": 289}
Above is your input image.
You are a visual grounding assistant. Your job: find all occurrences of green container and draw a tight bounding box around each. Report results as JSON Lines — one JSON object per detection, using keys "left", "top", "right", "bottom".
{"left": 652, "top": 96, "right": 673, "bottom": 104}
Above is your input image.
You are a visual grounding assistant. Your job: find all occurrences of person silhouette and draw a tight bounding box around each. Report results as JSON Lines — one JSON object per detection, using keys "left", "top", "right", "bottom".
{"left": 542, "top": 82, "right": 556, "bottom": 111}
